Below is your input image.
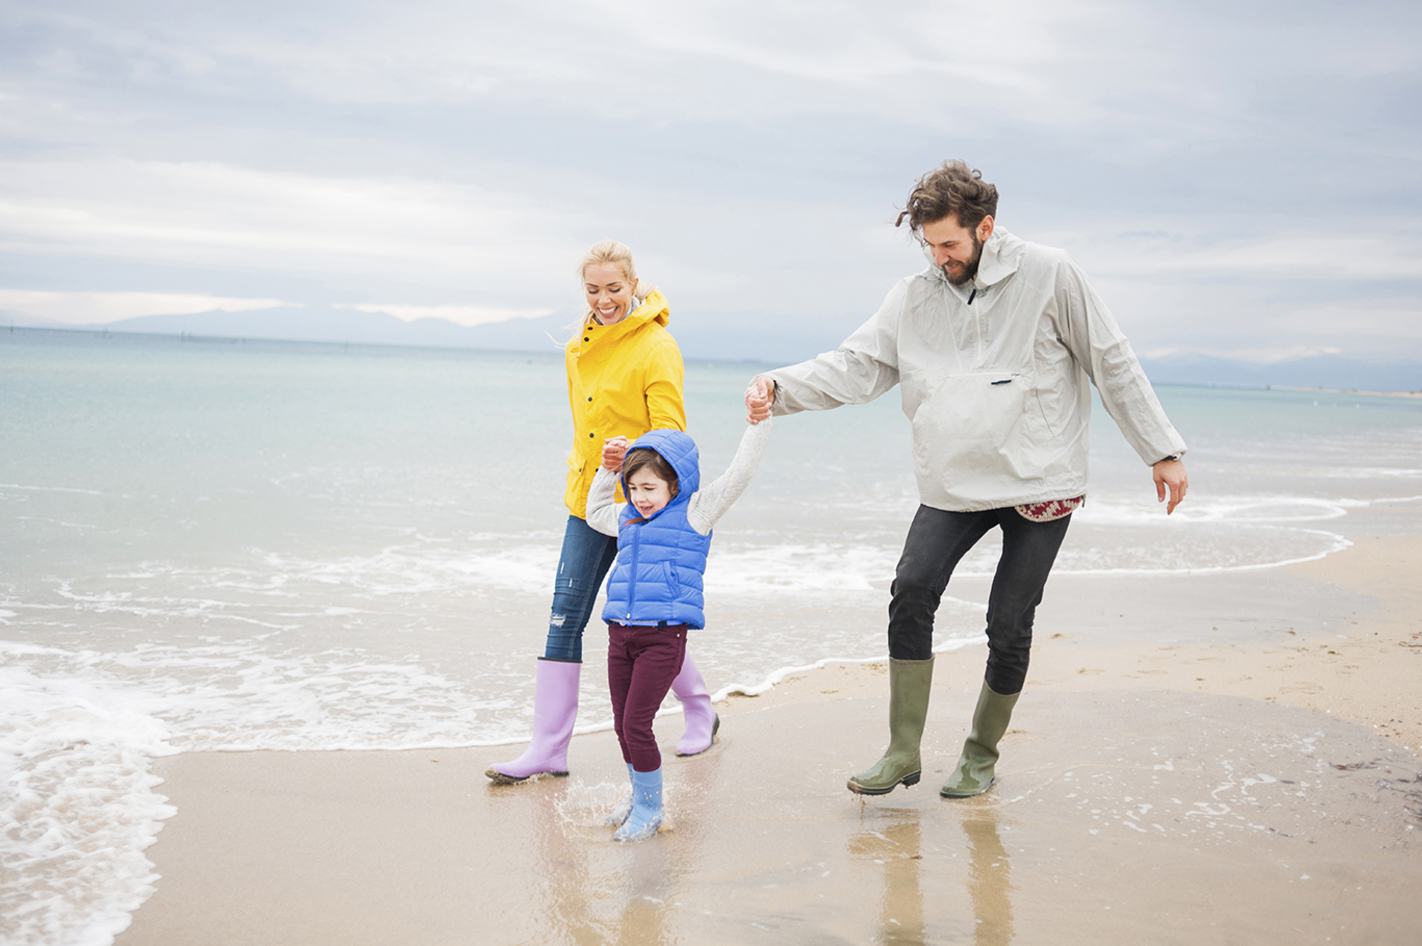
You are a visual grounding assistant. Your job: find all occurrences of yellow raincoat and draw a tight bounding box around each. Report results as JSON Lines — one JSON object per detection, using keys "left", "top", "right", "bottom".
{"left": 563, "top": 289, "right": 686, "bottom": 518}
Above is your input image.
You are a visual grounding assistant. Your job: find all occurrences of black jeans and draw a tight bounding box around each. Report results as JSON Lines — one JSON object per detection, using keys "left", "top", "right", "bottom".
{"left": 888, "top": 505, "right": 1071, "bottom": 695}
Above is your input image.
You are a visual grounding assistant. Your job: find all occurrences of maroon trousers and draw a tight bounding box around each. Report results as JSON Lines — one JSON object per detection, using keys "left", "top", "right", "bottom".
{"left": 607, "top": 622, "right": 688, "bottom": 773}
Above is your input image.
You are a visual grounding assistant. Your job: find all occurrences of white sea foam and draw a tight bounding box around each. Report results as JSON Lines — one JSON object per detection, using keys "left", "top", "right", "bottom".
{"left": 0, "top": 662, "right": 176, "bottom": 946}
{"left": 703, "top": 634, "right": 986, "bottom": 701}
{"left": 0, "top": 632, "right": 531, "bottom": 945}
{"left": 1320, "top": 466, "right": 1422, "bottom": 479}
{"left": 0, "top": 639, "right": 501, "bottom": 755}
{"left": 704, "top": 492, "right": 1362, "bottom": 589}
{"left": 0, "top": 483, "right": 106, "bottom": 495}
{"left": 706, "top": 543, "right": 897, "bottom": 595}
{"left": 113, "top": 542, "right": 563, "bottom": 601}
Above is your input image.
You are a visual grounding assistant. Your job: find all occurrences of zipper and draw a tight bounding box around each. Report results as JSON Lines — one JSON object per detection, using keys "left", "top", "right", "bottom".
{"left": 625, "top": 522, "right": 639, "bottom": 621}
{"left": 972, "top": 299, "right": 984, "bottom": 367}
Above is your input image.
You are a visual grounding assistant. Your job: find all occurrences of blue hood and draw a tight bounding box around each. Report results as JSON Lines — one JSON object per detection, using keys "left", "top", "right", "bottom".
{"left": 622, "top": 428, "right": 701, "bottom": 512}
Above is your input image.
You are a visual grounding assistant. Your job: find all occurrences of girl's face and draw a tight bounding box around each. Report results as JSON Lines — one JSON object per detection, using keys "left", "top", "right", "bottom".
{"left": 626, "top": 468, "right": 673, "bottom": 517}
{"left": 584, "top": 261, "right": 637, "bottom": 325}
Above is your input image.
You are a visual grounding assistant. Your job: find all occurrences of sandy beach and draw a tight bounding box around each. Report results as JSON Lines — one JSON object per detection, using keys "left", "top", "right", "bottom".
{"left": 118, "top": 523, "right": 1422, "bottom": 945}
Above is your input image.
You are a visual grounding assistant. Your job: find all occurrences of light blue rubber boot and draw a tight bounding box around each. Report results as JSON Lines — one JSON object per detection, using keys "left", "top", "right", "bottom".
{"left": 613, "top": 767, "right": 663, "bottom": 842}
{"left": 605, "top": 764, "right": 635, "bottom": 826}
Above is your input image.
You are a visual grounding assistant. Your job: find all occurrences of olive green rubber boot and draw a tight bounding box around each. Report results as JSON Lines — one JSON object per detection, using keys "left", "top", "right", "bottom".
{"left": 940, "top": 681, "right": 1020, "bottom": 798}
{"left": 847, "top": 657, "right": 934, "bottom": 795}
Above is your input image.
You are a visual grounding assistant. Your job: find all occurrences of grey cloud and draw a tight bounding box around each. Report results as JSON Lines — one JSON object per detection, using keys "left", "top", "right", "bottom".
{"left": 0, "top": 0, "right": 1419, "bottom": 377}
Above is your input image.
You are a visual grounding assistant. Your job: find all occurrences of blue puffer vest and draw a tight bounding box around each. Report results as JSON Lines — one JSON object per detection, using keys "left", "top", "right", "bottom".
{"left": 601, "top": 429, "right": 711, "bottom": 630}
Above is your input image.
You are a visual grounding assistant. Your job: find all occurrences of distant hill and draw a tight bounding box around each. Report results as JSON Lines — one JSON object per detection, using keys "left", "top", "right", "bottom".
{"left": 100, "top": 305, "right": 573, "bottom": 355}
{"left": 97, "top": 304, "right": 859, "bottom": 366}
{"left": 7, "top": 305, "right": 1419, "bottom": 392}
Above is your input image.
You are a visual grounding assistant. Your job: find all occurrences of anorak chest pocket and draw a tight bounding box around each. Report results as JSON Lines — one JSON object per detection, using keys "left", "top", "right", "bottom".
{"left": 910, "top": 370, "right": 1046, "bottom": 471}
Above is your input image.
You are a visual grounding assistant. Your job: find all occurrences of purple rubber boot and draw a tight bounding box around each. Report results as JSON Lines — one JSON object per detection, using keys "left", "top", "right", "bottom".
{"left": 670, "top": 650, "right": 720, "bottom": 756}
{"left": 485, "top": 658, "right": 580, "bottom": 783}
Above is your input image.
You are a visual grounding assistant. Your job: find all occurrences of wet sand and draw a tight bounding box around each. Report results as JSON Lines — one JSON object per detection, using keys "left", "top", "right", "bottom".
{"left": 119, "top": 534, "right": 1422, "bottom": 945}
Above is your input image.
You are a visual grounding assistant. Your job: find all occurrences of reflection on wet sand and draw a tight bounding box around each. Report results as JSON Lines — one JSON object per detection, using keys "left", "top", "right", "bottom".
{"left": 848, "top": 802, "right": 1016, "bottom": 946}
{"left": 963, "top": 812, "right": 1014, "bottom": 946}
{"left": 848, "top": 815, "right": 926, "bottom": 944}
{"left": 523, "top": 778, "right": 602, "bottom": 942}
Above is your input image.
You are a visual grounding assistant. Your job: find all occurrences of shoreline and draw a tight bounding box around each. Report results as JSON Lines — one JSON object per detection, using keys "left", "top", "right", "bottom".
{"left": 115, "top": 528, "right": 1422, "bottom": 945}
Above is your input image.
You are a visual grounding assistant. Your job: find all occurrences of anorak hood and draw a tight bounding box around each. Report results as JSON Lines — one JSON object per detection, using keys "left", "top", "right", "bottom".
{"left": 621, "top": 428, "right": 700, "bottom": 516}
{"left": 920, "top": 227, "right": 1029, "bottom": 300}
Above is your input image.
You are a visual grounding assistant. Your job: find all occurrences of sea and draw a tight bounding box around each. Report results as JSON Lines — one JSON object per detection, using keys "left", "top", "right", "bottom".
{"left": 3, "top": 327, "right": 1422, "bottom": 945}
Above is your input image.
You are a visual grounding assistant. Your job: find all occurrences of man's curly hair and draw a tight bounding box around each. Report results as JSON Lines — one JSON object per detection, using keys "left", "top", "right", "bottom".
{"left": 895, "top": 160, "right": 999, "bottom": 234}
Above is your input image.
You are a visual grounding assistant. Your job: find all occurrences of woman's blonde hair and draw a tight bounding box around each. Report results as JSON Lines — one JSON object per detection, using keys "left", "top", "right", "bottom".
{"left": 578, "top": 240, "right": 638, "bottom": 285}
{"left": 576, "top": 240, "right": 656, "bottom": 323}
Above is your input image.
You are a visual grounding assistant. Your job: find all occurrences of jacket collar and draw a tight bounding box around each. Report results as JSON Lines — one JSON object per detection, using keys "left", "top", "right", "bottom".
{"left": 921, "top": 227, "right": 1027, "bottom": 302}
{"left": 586, "top": 289, "right": 670, "bottom": 333}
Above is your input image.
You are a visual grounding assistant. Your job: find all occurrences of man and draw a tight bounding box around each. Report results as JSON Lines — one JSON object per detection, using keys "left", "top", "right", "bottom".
{"left": 745, "top": 160, "right": 1188, "bottom": 799}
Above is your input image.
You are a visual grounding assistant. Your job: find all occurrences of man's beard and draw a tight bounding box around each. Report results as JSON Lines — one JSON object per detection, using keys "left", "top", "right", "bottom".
{"left": 942, "top": 233, "right": 984, "bottom": 286}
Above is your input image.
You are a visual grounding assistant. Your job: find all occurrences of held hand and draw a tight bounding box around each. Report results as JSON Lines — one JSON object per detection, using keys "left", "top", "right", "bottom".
{"left": 602, "top": 436, "right": 630, "bottom": 472}
{"left": 745, "top": 377, "right": 775, "bottom": 425}
{"left": 1152, "top": 458, "right": 1188, "bottom": 515}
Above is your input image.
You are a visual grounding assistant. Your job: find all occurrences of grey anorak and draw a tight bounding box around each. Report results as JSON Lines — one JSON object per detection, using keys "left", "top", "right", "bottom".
{"left": 765, "top": 227, "right": 1186, "bottom": 512}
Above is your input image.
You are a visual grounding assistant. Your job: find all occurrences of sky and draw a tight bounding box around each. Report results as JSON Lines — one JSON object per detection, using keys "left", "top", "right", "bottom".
{"left": 1, "top": 1, "right": 1420, "bottom": 383}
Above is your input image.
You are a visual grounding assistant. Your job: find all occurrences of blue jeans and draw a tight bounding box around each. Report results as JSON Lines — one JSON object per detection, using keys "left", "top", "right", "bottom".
{"left": 888, "top": 504, "right": 1071, "bottom": 695}
{"left": 544, "top": 515, "right": 620, "bottom": 662}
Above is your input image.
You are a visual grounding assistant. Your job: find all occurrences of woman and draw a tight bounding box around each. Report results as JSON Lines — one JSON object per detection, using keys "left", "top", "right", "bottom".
{"left": 486, "top": 240, "right": 719, "bottom": 783}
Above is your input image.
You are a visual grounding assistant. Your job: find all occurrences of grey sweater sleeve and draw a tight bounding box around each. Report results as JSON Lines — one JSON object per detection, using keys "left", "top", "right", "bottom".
{"left": 686, "top": 418, "right": 772, "bottom": 535}
{"left": 585, "top": 468, "right": 623, "bottom": 537}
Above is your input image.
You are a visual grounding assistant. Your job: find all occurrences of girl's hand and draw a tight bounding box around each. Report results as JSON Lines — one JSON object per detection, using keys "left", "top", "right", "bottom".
{"left": 745, "top": 377, "right": 775, "bottom": 424}
{"left": 602, "top": 436, "right": 630, "bottom": 471}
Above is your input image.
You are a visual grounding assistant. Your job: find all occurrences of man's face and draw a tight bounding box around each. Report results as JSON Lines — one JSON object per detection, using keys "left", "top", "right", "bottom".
{"left": 921, "top": 215, "right": 993, "bottom": 286}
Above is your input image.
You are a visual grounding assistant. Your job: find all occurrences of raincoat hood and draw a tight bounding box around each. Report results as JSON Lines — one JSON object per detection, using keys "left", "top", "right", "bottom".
{"left": 920, "top": 227, "right": 1030, "bottom": 301}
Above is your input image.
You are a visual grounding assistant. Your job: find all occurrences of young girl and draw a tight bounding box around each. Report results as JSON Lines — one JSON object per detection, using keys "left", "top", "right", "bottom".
{"left": 585, "top": 406, "right": 772, "bottom": 842}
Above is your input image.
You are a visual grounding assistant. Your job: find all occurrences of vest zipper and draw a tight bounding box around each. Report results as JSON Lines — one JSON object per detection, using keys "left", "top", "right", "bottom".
{"left": 625, "top": 522, "right": 639, "bottom": 621}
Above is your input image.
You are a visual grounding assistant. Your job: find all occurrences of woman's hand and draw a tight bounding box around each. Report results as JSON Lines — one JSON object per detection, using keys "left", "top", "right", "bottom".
{"left": 745, "top": 378, "right": 775, "bottom": 424}
{"left": 602, "top": 436, "right": 630, "bottom": 471}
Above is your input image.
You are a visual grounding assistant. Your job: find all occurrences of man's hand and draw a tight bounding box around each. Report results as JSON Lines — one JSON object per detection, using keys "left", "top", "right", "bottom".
{"left": 602, "top": 436, "right": 630, "bottom": 472}
{"left": 745, "top": 377, "right": 775, "bottom": 424}
{"left": 1152, "top": 458, "right": 1188, "bottom": 514}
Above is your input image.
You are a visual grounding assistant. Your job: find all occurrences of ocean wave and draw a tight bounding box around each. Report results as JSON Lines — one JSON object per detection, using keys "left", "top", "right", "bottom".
{"left": 108, "top": 542, "right": 564, "bottom": 601}
{"left": 0, "top": 662, "right": 176, "bottom": 946}
{"left": 0, "top": 639, "right": 503, "bottom": 755}
{"left": 1318, "top": 467, "right": 1422, "bottom": 479}
{"left": 0, "top": 483, "right": 106, "bottom": 495}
